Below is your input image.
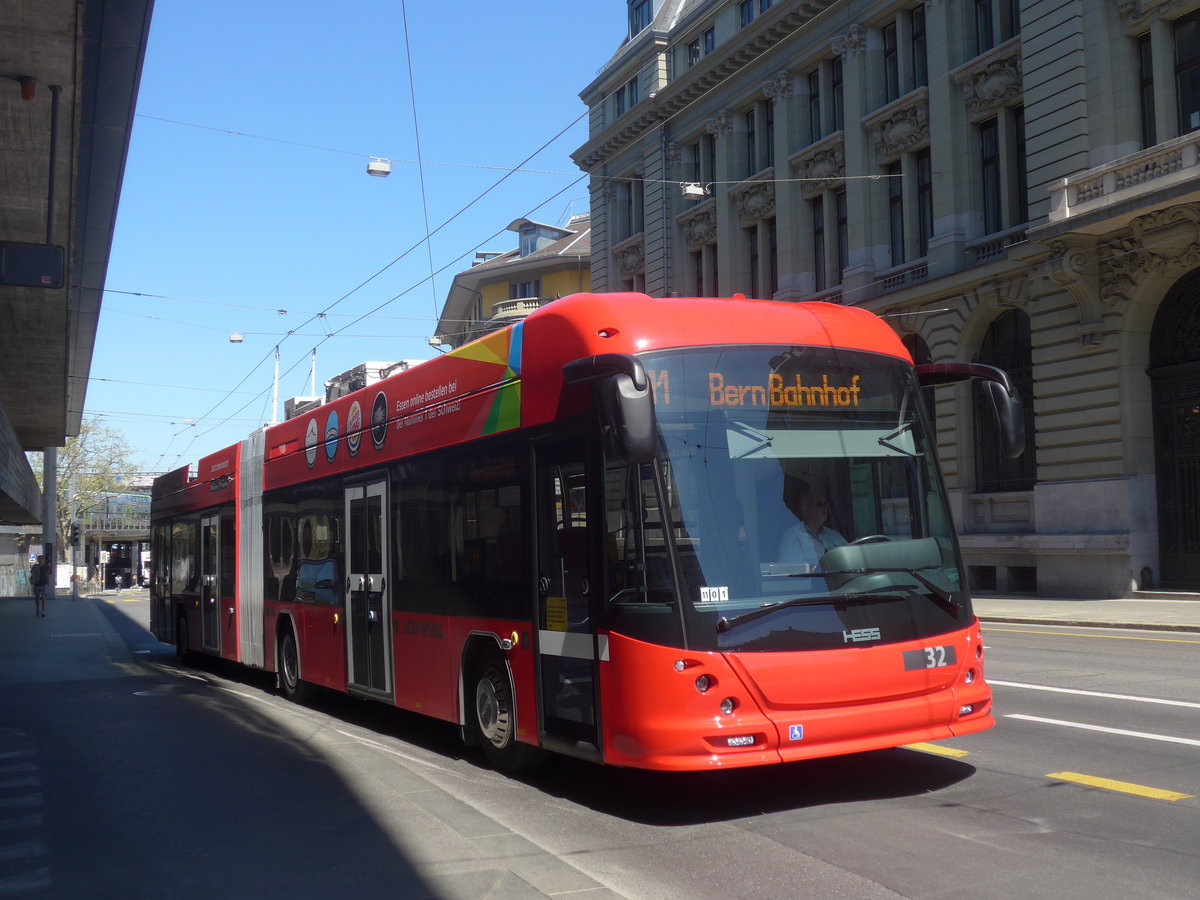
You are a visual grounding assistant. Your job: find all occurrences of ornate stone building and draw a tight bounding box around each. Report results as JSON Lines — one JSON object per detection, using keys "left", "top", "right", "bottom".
{"left": 573, "top": 0, "right": 1200, "bottom": 597}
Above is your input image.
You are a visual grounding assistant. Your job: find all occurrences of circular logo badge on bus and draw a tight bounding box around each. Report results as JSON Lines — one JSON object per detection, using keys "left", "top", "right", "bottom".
{"left": 324, "top": 410, "right": 339, "bottom": 462}
{"left": 346, "top": 400, "right": 362, "bottom": 456}
{"left": 371, "top": 390, "right": 388, "bottom": 450}
{"left": 304, "top": 417, "right": 319, "bottom": 468}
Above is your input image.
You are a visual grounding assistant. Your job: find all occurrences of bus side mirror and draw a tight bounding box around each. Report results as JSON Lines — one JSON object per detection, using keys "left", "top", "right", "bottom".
{"left": 598, "top": 372, "right": 657, "bottom": 463}
{"left": 563, "top": 353, "right": 659, "bottom": 463}
{"left": 915, "top": 362, "right": 1025, "bottom": 460}
{"left": 981, "top": 379, "right": 1025, "bottom": 460}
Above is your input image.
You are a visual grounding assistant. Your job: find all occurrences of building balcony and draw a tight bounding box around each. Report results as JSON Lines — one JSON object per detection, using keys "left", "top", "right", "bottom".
{"left": 1040, "top": 132, "right": 1200, "bottom": 239}
{"left": 489, "top": 298, "right": 545, "bottom": 322}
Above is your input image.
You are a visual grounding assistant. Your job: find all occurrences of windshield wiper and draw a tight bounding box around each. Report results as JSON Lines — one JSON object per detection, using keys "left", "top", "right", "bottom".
{"left": 717, "top": 569, "right": 961, "bottom": 634}
{"left": 717, "top": 592, "right": 901, "bottom": 634}
{"left": 821, "top": 567, "right": 958, "bottom": 615}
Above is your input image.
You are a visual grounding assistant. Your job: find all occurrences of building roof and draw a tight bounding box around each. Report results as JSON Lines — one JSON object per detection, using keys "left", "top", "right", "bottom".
{"left": 434, "top": 216, "right": 592, "bottom": 345}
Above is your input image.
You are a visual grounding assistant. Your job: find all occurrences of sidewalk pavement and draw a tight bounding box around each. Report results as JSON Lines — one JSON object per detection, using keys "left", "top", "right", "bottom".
{"left": 973, "top": 594, "right": 1200, "bottom": 632}
{"left": 0, "top": 587, "right": 146, "bottom": 685}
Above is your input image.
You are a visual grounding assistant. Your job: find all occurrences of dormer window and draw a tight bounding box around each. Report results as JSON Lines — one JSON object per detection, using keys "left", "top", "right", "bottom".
{"left": 519, "top": 223, "right": 538, "bottom": 257}
{"left": 629, "top": 0, "right": 652, "bottom": 39}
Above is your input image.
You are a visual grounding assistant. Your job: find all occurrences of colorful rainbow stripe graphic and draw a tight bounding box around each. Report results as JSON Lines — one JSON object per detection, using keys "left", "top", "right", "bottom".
{"left": 446, "top": 321, "right": 523, "bottom": 437}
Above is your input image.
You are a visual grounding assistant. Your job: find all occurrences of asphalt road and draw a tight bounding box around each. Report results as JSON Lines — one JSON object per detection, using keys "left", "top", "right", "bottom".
{"left": 1, "top": 595, "right": 1196, "bottom": 899}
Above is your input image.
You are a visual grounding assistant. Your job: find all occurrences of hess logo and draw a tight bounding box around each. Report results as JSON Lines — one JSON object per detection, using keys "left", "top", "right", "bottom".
{"left": 843, "top": 627, "right": 881, "bottom": 643}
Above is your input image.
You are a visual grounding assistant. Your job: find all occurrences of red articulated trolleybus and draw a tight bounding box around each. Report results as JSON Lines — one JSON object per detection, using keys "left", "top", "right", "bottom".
{"left": 150, "top": 292, "right": 1024, "bottom": 773}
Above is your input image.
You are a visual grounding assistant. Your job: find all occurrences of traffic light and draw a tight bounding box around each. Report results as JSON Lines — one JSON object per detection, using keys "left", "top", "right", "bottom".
{"left": 69, "top": 523, "right": 80, "bottom": 547}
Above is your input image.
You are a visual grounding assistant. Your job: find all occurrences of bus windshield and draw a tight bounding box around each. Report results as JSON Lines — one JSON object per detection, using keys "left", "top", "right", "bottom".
{"left": 604, "top": 345, "right": 969, "bottom": 652}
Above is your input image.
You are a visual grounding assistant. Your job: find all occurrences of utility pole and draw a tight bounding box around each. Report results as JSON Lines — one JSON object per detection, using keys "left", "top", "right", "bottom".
{"left": 71, "top": 471, "right": 78, "bottom": 600}
{"left": 41, "top": 448, "right": 56, "bottom": 594}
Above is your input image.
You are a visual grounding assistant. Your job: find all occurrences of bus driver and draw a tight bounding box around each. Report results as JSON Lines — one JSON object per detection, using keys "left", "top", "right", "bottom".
{"left": 777, "top": 478, "right": 847, "bottom": 570}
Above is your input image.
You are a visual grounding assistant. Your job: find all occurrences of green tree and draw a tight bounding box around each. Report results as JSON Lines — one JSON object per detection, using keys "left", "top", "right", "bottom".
{"left": 27, "top": 418, "right": 141, "bottom": 562}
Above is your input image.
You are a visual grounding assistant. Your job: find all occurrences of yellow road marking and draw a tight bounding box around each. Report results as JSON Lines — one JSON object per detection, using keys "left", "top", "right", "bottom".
{"left": 986, "top": 627, "right": 1200, "bottom": 644}
{"left": 1047, "top": 771, "right": 1194, "bottom": 802}
{"left": 903, "top": 742, "right": 970, "bottom": 758}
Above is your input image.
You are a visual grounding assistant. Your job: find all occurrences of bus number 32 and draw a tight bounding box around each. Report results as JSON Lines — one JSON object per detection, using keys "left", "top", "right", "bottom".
{"left": 902, "top": 645, "right": 957, "bottom": 671}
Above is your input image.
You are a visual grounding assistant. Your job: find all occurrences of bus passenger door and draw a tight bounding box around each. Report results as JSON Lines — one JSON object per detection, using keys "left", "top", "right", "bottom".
{"left": 535, "top": 443, "right": 601, "bottom": 759}
{"left": 344, "top": 480, "right": 392, "bottom": 698}
{"left": 200, "top": 512, "right": 220, "bottom": 653}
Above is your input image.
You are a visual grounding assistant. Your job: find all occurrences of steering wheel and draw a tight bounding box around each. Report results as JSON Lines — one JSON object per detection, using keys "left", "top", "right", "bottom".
{"left": 849, "top": 534, "right": 891, "bottom": 545}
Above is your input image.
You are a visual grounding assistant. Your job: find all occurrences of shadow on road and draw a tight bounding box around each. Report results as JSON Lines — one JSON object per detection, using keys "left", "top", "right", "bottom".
{"left": 88, "top": 595, "right": 977, "bottom": 829}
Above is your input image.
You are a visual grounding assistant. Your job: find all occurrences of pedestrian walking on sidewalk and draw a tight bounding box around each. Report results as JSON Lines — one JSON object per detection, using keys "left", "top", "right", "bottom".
{"left": 114, "top": 573, "right": 122, "bottom": 593}
{"left": 30, "top": 555, "right": 49, "bottom": 617}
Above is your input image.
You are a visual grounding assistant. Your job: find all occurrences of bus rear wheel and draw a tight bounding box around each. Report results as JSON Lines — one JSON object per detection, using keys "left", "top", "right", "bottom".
{"left": 472, "top": 655, "right": 543, "bottom": 773}
{"left": 278, "top": 626, "right": 312, "bottom": 703}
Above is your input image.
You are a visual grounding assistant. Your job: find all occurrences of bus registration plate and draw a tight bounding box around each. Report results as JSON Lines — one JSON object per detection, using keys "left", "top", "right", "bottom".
{"left": 902, "top": 645, "right": 957, "bottom": 671}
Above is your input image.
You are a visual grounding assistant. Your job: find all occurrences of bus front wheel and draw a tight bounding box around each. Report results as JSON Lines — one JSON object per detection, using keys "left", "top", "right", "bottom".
{"left": 472, "top": 655, "right": 543, "bottom": 773}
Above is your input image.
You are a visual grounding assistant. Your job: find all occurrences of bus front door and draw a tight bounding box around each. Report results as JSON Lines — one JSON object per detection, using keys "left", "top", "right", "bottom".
{"left": 344, "top": 480, "right": 392, "bottom": 699}
{"left": 535, "top": 445, "right": 601, "bottom": 761}
{"left": 200, "top": 512, "right": 220, "bottom": 653}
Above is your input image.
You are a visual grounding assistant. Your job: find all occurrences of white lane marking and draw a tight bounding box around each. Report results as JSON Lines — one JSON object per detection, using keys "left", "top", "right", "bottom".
{"left": 990, "top": 679, "right": 1200, "bottom": 709}
{"left": 1005, "top": 714, "right": 1200, "bottom": 748}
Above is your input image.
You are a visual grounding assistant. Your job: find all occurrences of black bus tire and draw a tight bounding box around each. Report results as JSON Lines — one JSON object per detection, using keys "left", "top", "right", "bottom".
{"left": 278, "top": 625, "right": 312, "bottom": 703}
{"left": 472, "top": 653, "right": 544, "bottom": 773}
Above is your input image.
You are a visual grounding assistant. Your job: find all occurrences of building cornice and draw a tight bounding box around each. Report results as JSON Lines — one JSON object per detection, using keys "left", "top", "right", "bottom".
{"left": 573, "top": 2, "right": 839, "bottom": 172}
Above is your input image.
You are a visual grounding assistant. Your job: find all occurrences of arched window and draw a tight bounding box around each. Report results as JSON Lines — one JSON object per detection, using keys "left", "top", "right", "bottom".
{"left": 1150, "top": 269, "right": 1200, "bottom": 587}
{"left": 974, "top": 309, "right": 1035, "bottom": 492}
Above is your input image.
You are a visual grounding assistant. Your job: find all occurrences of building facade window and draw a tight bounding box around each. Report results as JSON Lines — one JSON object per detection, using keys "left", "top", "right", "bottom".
{"left": 811, "top": 189, "right": 846, "bottom": 291}
{"left": 743, "top": 100, "right": 773, "bottom": 176}
{"left": 808, "top": 69, "right": 822, "bottom": 141}
{"left": 739, "top": 0, "right": 755, "bottom": 27}
{"left": 975, "top": 0, "right": 1019, "bottom": 55}
{"left": 916, "top": 148, "right": 933, "bottom": 257}
{"left": 807, "top": 58, "right": 844, "bottom": 143}
{"left": 703, "top": 26, "right": 715, "bottom": 54}
{"left": 746, "top": 225, "right": 759, "bottom": 296}
{"left": 911, "top": 5, "right": 927, "bottom": 89}
{"left": 886, "top": 148, "right": 934, "bottom": 266}
{"left": 887, "top": 161, "right": 904, "bottom": 265}
{"left": 835, "top": 188, "right": 848, "bottom": 280}
{"left": 978, "top": 107, "right": 1027, "bottom": 237}
{"left": 767, "top": 216, "right": 778, "bottom": 297}
{"left": 615, "top": 176, "right": 644, "bottom": 240}
{"left": 831, "top": 57, "right": 844, "bottom": 132}
{"left": 881, "top": 7, "right": 928, "bottom": 106}
{"left": 981, "top": 118, "right": 1002, "bottom": 234}
{"left": 510, "top": 280, "right": 540, "bottom": 300}
{"left": 1140, "top": 33, "right": 1156, "bottom": 146}
{"left": 884, "top": 22, "right": 899, "bottom": 103}
{"left": 1176, "top": 11, "right": 1200, "bottom": 133}
{"left": 812, "top": 195, "right": 826, "bottom": 291}
{"left": 687, "top": 38, "right": 701, "bottom": 67}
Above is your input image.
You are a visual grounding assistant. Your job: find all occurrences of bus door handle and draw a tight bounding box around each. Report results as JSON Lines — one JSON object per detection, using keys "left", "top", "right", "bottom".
{"left": 367, "top": 609, "right": 378, "bottom": 623}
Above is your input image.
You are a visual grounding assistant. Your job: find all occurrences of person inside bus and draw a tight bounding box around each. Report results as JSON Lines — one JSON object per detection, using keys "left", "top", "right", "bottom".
{"left": 777, "top": 478, "right": 847, "bottom": 570}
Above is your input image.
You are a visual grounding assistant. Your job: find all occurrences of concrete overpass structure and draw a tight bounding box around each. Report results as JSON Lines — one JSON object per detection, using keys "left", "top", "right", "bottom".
{"left": 0, "top": 0, "right": 154, "bottom": 524}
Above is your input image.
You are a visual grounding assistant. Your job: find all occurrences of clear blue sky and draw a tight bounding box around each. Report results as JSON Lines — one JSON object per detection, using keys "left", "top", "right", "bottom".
{"left": 93, "top": 0, "right": 621, "bottom": 475}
